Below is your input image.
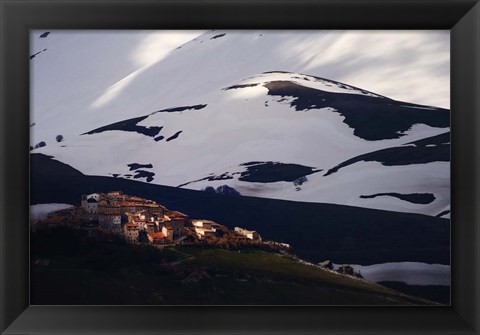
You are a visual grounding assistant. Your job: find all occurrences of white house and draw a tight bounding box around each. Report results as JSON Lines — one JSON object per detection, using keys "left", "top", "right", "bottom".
{"left": 234, "top": 227, "right": 262, "bottom": 242}
{"left": 192, "top": 220, "right": 212, "bottom": 229}
{"left": 86, "top": 198, "right": 98, "bottom": 214}
{"left": 162, "top": 226, "right": 174, "bottom": 240}
{"left": 195, "top": 227, "right": 215, "bottom": 239}
{"left": 81, "top": 193, "right": 100, "bottom": 212}
{"left": 124, "top": 224, "right": 139, "bottom": 244}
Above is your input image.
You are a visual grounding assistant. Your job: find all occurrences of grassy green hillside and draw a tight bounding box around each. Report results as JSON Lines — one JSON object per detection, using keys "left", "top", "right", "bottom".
{"left": 31, "top": 227, "right": 434, "bottom": 305}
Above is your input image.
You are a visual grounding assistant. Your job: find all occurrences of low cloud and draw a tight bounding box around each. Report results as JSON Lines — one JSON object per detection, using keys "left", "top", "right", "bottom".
{"left": 285, "top": 31, "right": 450, "bottom": 108}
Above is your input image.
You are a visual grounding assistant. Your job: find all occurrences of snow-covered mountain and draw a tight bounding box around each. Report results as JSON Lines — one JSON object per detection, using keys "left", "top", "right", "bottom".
{"left": 30, "top": 30, "right": 450, "bottom": 217}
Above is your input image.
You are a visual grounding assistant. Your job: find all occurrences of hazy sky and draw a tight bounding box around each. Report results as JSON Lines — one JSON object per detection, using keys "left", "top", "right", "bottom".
{"left": 138, "top": 30, "right": 450, "bottom": 108}
{"left": 303, "top": 30, "right": 450, "bottom": 109}
{"left": 31, "top": 30, "right": 450, "bottom": 109}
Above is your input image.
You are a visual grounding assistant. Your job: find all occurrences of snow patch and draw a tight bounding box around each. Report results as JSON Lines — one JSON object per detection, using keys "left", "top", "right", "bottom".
{"left": 334, "top": 262, "right": 450, "bottom": 286}
{"left": 30, "top": 203, "right": 74, "bottom": 220}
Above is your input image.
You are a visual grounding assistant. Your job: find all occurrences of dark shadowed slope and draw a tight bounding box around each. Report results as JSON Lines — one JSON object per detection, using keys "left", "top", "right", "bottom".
{"left": 360, "top": 193, "right": 436, "bottom": 205}
{"left": 82, "top": 105, "right": 206, "bottom": 138}
{"left": 263, "top": 76, "right": 449, "bottom": 141}
{"left": 325, "top": 144, "right": 450, "bottom": 176}
{"left": 239, "top": 161, "right": 321, "bottom": 183}
{"left": 83, "top": 115, "right": 162, "bottom": 137}
{"left": 31, "top": 228, "right": 435, "bottom": 305}
{"left": 152, "top": 104, "right": 207, "bottom": 114}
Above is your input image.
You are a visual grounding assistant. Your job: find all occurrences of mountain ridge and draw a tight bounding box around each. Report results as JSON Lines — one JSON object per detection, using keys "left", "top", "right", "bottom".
{"left": 30, "top": 31, "right": 450, "bottom": 217}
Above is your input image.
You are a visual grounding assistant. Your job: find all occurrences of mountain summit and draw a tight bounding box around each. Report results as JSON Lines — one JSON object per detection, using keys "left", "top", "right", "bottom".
{"left": 30, "top": 31, "right": 450, "bottom": 217}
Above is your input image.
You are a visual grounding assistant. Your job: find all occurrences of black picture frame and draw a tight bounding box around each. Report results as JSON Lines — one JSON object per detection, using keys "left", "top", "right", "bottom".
{"left": 1, "top": 0, "right": 479, "bottom": 334}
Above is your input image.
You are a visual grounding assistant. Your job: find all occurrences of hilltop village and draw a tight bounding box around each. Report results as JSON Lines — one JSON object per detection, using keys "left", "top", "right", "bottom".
{"left": 34, "top": 191, "right": 290, "bottom": 250}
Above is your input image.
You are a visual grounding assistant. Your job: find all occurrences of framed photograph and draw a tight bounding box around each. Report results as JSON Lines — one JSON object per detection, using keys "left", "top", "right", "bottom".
{"left": 1, "top": 0, "right": 479, "bottom": 334}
